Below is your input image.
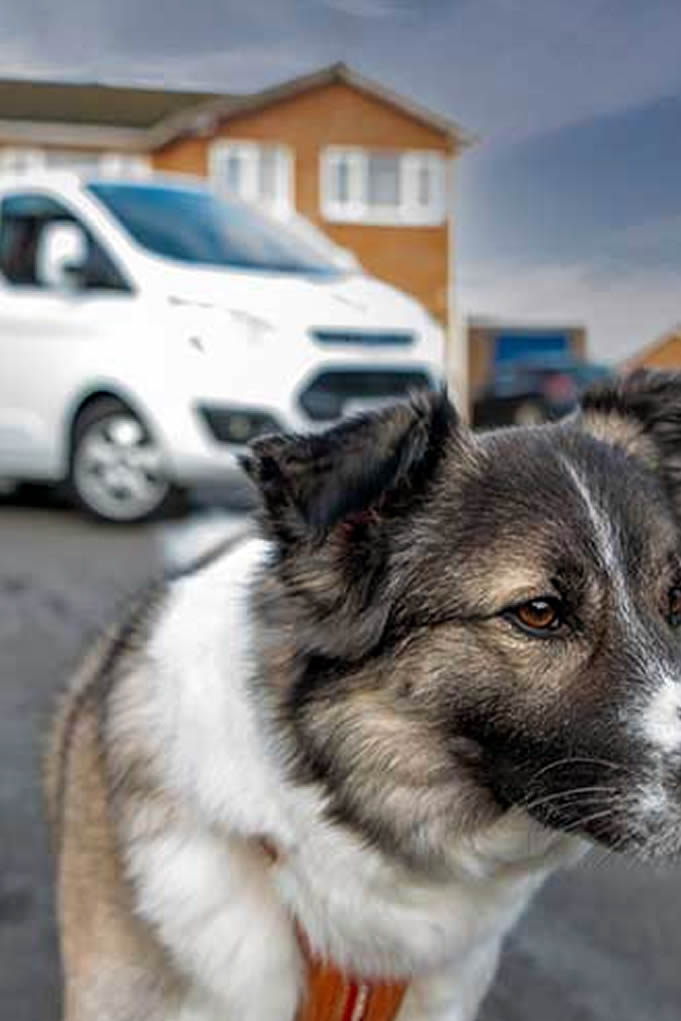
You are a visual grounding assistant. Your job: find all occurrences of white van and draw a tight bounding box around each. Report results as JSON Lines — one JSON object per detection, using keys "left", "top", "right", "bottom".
{"left": 0, "top": 172, "right": 444, "bottom": 521}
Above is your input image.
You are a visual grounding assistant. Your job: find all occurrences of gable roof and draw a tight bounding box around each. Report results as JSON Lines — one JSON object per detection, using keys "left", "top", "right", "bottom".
{"left": 152, "top": 63, "right": 473, "bottom": 148}
{"left": 0, "top": 63, "right": 472, "bottom": 152}
{"left": 622, "top": 325, "right": 681, "bottom": 370}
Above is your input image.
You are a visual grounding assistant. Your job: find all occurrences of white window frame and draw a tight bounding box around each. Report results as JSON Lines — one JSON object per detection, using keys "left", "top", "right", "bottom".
{"left": 320, "top": 147, "right": 447, "bottom": 226}
{"left": 0, "top": 147, "right": 150, "bottom": 177}
{"left": 208, "top": 140, "right": 294, "bottom": 218}
{"left": 98, "top": 153, "right": 150, "bottom": 177}
{"left": 0, "top": 147, "right": 45, "bottom": 173}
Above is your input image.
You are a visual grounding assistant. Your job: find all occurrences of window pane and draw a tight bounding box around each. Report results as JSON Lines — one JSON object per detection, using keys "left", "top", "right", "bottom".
{"left": 334, "top": 157, "right": 351, "bottom": 204}
{"left": 0, "top": 192, "right": 128, "bottom": 290}
{"left": 100, "top": 153, "right": 150, "bottom": 178}
{"left": 367, "top": 154, "right": 400, "bottom": 207}
{"left": 0, "top": 148, "right": 44, "bottom": 173}
{"left": 417, "top": 163, "right": 431, "bottom": 206}
{"left": 224, "top": 153, "right": 243, "bottom": 196}
{"left": 43, "top": 151, "right": 102, "bottom": 175}
{"left": 89, "top": 182, "right": 340, "bottom": 276}
{"left": 258, "top": 148, "right": 278, "bottom": 201}
{"left": 0, "top": 194, "right": 72, "bottom": 286}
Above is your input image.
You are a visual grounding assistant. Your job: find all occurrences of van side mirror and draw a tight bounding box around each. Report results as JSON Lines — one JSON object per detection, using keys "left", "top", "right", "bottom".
{"left": 36, "top": 221, "right": 88, "bottom": 290}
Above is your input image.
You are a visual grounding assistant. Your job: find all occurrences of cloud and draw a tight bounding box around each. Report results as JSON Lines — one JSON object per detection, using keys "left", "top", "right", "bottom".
{"left": 320, "top": 0, "right": 405, "bottom": 17}
{"left": 1, "top": 0, "right": 681, "bottom": 145}
{"left": 375, "top": 0, "right": 681, "bottom": 142}
{"left": 97, "top": 43, "right": 314, "bottom": 91}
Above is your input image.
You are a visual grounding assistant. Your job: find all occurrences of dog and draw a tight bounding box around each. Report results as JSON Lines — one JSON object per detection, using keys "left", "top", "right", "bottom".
{"left": 46, "top": 369, "right": 681, "bottom": 1021}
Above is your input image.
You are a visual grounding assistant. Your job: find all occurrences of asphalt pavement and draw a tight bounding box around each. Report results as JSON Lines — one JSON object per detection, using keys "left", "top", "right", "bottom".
{"left": 1, "top": 490, "right": 681, "bottom": 1021}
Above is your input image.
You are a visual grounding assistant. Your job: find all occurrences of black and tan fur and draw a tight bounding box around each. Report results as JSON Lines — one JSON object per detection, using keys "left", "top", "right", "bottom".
{"left": 46, "top": 371, "right": 681, "bottom": 1021}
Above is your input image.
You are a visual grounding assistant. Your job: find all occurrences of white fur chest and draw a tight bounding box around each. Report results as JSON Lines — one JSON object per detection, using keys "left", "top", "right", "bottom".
{"left": 136, "top": 538, "right": 582, "bottom": 1020}
{"left": 270, "top": 804, "right": 572, "bottom": 979}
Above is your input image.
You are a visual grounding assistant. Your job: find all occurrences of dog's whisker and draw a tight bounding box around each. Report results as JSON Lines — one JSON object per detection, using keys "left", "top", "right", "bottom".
{"left": 520, "top": 785, "right": 619, "bottom": 814}
{"left": 558, "top": 808, "right": 619, "bottom": 838}
{"left": 526, "top": 756, "right": 633, "bottom": 784}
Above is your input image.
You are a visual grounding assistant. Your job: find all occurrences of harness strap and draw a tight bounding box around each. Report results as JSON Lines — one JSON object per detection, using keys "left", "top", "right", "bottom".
{"left": 295, "top": 945, "right": 407, "bottom": 1021}
{"left": 256, "top": 836, "right": 407, "bottom": 1021}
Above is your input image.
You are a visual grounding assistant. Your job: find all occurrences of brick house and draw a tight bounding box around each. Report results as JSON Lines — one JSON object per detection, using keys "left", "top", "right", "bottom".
{"left": 0, "top": 64, "right": 471, "bottom": 336}
{"left": 622, "top": 326, "right": 681, "bottom": 372}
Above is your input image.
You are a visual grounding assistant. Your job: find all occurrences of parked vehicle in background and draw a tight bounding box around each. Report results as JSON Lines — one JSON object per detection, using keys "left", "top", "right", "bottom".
{"left": 471, "top": 354, "right": 611, "bottom": 429}
{"left": 0, "top": 172, "right": 444, "bottom": 522}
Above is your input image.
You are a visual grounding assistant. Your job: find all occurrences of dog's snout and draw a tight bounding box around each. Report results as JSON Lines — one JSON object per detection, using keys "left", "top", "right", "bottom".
{"left": 639, "top": 674, "right": 681, "bottom": 755}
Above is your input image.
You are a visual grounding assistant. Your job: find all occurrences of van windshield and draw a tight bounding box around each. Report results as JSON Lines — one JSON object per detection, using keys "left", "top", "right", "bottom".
{"left": 87, "top": 181, "right": 341, "bottom": 277}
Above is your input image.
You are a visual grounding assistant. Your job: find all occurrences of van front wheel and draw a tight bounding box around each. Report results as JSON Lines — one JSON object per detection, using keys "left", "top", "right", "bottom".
{"left": 69, "top": 398, "right": 175, "bottom": 523}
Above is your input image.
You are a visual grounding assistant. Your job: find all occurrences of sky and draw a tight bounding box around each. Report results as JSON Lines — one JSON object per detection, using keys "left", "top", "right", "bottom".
{"left": 2, "top": 0, "right": 681, "bottom": 362}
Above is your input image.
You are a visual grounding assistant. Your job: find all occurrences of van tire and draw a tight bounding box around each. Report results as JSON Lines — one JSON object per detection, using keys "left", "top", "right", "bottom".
{"left": 69, "top": 397, "right": 180, "bottom": 523}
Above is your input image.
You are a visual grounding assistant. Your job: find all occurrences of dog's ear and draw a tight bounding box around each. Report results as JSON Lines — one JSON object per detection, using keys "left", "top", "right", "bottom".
{"left": 240, "top": 390, "right": 459, "bottom": 657}
{"left": 241, "top": 388, "right": 457, "bottom": 547}
{"left": 579, "top": 369, "right": 681, "bottom": 513}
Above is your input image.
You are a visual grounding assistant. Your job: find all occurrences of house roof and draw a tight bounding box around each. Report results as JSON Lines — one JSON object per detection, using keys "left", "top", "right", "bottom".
{"left": 0, "top": 79, "right": 224, "bottom": 129}
{"left": 154, "top": 63, "right": 473, "bottom": 148}
{"left": 622, "top": 325, "right": 681, "bottom": 370}
{"left": 0, "top": 63, "right": 472, "bottom": 151}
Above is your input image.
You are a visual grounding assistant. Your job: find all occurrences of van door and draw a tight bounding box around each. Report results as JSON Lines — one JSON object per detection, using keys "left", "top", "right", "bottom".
{"left": 0, "top": 191, "right": 133, "bottom": 480}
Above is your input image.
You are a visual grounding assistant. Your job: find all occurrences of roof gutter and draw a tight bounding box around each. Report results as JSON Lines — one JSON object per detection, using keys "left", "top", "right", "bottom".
{"left": 0, "top": 118, "right": 149, "bottom": 151}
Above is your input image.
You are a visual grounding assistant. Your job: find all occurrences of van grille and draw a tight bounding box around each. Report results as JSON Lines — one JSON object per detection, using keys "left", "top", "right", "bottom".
{"left": 311, "top": 329, "right": 414, "bottom": 347}
{"left": 299, "top": 368, "right": 433, "bottom": 422}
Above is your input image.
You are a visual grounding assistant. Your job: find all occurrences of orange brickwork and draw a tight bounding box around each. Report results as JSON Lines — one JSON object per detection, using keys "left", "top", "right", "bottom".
{"left": 623, "top": 330, "right": 681, "bottom": 371}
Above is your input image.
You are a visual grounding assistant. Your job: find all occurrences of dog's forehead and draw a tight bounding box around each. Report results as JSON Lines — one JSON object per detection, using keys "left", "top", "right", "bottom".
{"left": 446, "top": 424, "right": 678, "bottom": 573}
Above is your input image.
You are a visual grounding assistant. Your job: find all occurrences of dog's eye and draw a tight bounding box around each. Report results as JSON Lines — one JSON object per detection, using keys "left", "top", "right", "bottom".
{"left": 668, "top": 587, "right": 681, "bottom": 628}
{"left": 508, "top": 598, "right": 563, "bottom": 636}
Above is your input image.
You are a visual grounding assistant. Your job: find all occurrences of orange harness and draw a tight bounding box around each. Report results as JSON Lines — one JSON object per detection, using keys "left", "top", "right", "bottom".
{"left": 295, "top": 929, "right": 407, "bottom": 1021}
{"left": 258, "top": 838, "right": 408, "bottom": 1021}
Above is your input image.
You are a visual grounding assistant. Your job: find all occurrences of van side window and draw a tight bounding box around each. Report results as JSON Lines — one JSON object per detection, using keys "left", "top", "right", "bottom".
{"left": 0, "top": 193, "right": 130, "bottom": 291}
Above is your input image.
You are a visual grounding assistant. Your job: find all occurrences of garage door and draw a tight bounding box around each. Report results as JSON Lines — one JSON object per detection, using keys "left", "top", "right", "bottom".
{"left": 494, "top": 332, "right": 569, "bottom": 365}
